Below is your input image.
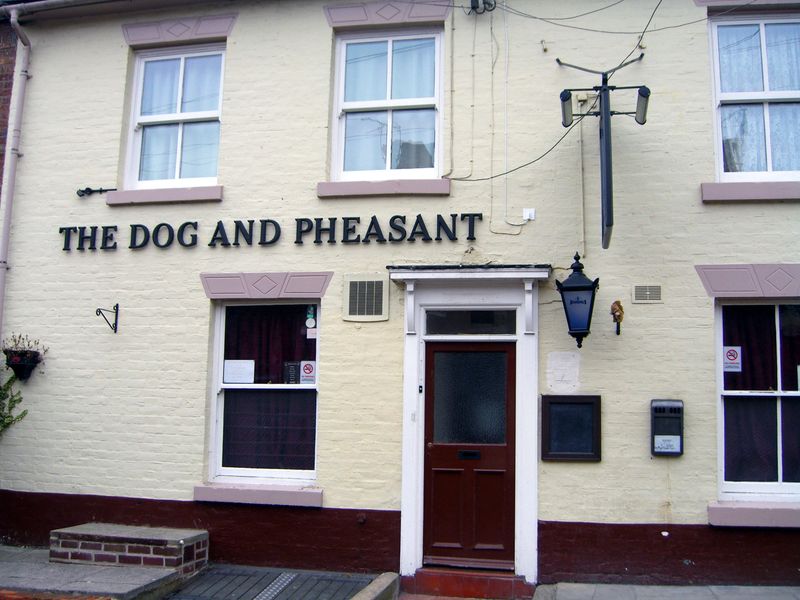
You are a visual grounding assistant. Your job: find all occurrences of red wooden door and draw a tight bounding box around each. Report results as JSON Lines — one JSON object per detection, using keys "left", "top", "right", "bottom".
{"left": 423, "top": 342, "right": 515, "bottom": 569}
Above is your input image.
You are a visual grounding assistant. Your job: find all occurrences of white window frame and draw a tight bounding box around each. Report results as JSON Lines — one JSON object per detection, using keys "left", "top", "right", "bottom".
{"left": 125, "top": 43, "right": 225, "bottom": 190}
{"left": 331, "top": 29, "right": 443, "bottom": 182}
{"left": 711, "top": 17, "right": 800, "bottom": 182}
{"left": 209, "top": 301, "right": 320, "bottom": 484}
{"left": 716, "top": 301, "right": 800, "bottom": 501}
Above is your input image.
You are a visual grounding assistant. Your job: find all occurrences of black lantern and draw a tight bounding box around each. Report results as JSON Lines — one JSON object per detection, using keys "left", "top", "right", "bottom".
{"left": 556, "top": 253, "right": 599, "bottom": 348}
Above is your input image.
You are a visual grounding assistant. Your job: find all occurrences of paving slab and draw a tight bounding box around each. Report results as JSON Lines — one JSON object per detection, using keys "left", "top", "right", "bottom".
{"left": 588, "top": 583, "right": 638, "bottom": 600}
{"left": 534, "top": 584, "right": 800, "bottom": 600}
{"left": 0, "top": 546, "right": 179, "bottom": 600}
{"left": 633, "top": 586, "right": 716, "bottom": 599}
{"left": 708, "top": 588, "right": 800, "bottom": 600}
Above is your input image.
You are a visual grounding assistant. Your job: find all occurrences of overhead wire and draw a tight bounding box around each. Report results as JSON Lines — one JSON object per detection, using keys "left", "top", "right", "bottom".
{"left": 611, "top": 0, "right": 662, "bottom": 77}
{"left": 454, "top": 0, "right": 663, "bottom": 183}
{"left": 445, "top": 0, "right": 766, "bottom": 183}
{"left": 494, "top": 0, "right": 761, "bottom": 35}
{"left": 390, "top": 0, "right": 761, "bottom": 34}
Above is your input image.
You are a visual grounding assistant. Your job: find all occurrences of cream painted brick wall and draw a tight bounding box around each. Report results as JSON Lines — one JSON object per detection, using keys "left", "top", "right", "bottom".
{"left": 0, "top": 1, "right": 796, "bottom": 524}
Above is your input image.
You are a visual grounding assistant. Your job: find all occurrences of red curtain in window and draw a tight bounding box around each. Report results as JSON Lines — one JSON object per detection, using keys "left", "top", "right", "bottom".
{"left": 779, "top": 305, "right": 800, "bottom": 391}
{"left": 722, "top": 306, "right": 778, "bottom": 482}
{"left": 724, "top": 395, "right": 778, "bottom": 482}
{"left": 224, "top": 305, "right": 316, "bottom": 384}
{"left": 223, "top": 389, "right": 316, "bottom": 470}
{"left": 722, "top": 305, "right": 776, "bottom": 391}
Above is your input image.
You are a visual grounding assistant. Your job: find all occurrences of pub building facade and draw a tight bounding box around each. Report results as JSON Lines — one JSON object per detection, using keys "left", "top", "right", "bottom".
{"left": 0, "top": 0, "right": 797, "bottom": 595}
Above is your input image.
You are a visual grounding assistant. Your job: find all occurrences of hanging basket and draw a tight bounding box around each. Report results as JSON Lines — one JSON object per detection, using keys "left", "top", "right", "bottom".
{"left": 3, "top": 349, "right": 41, "bottom": 381}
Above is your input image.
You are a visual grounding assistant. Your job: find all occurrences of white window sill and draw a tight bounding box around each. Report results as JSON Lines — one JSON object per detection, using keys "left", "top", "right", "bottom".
{"left": 106, "top": 185, "right": 223, "bottom": 206}
{"left": 708, "top": 501, "right": 800, "bottom": 528}
{"left": 193, "top": 483, "right": 323, "bottom": 507}
{"left": 701, "top": 181, "right": 800, "bottom": 203}
{"left": 317, "top": 178, "right": 450, "bottom": 198}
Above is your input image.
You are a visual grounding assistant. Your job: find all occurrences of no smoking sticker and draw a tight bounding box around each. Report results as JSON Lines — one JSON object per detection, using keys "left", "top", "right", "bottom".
{"left": 723, "top": 346, "right": 742, "bottom": 373}
{"left": 300, "top": 360, "right": 316, "bottom": 384}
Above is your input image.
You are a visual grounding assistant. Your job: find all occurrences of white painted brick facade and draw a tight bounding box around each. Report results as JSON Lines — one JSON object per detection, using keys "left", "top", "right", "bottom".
{"left": 0, "top": 1, "right": 795, "bottom": 526}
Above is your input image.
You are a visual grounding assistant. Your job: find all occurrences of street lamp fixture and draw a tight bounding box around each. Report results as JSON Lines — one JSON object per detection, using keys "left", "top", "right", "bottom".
{"left": 556, "top": 253, "right": 599, "bottom": 348}
{"left": 557, "top": 54, "right": 651, "bottom": 249}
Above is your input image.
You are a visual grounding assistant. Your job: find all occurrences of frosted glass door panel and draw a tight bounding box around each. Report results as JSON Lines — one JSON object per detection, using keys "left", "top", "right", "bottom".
{"left": 433, "top": 351, "right": 506, "bottom": 444}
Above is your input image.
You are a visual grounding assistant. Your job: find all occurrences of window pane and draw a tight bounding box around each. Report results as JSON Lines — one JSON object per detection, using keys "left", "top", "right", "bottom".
{"left": 433, "top": 351, "right": 506, "bottom": 444}
{"left": 222, "top": 389, "right": 316, "bottom": 470}
{"left": 780, "top": 305, "right": 800, "bottom": 391}
{"left": 345, "top": 41, "right": 387, "bottom": 102}
{"left": 426, "top": 310, "right": 516, "bottom": 335}
{"left": 765, "top": 23, "right": 800, "bottom": 91}
{"left": 718, "top": 25, "right": 764, "bottom": 93}
{"left": 180, "top": 121, "right": 220, "bottom": 178}
{"left": 141, "top": 58, "right": 180, "bottom": 115}
{"left": 392, "top": 38, "right": 435, "bottom": 99}
{"left": 182, "top": 54, "right": 221, "bottom": 112}
{"left": 782, "top": 398, "right": 800, "bottom": 482}
{"left": 344, "top": 111, "right": 387, "bottom": 171}
{"left": 139, "top": 124, "right": 178, "bottom": 181}
{"left": 721, "top": 104, "right": 766, "bottom": 172}
{"left": 391, "top": 109, "right": 434, "bottom": 169}
{"left": 548, "top": 403, "right": 595, "bottom": 454}
{"left": 724, "top": 396, "right": 778, "bottom": 482}
{"left": 224, "top": 305, "right": 316, "bottom": 384}
{"left": 722, "top": 305, "right": 777, "bottom": 391}
{"left": 769, "top": 103, "right": 800, "bottom": 171}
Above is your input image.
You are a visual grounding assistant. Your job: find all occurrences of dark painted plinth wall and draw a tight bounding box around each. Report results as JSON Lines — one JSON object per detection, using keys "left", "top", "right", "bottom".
{"left": 539, "top": 521, "right": 800, "bottom": 585}
{"left": 2, "top": 491, "right": 799, "bottom": 583}
{"left": 0, "top": 490, "right": 401, "bottom": 573}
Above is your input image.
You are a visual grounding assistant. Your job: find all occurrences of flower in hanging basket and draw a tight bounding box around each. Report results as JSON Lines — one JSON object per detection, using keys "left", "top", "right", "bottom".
{"left": 2, "top": 333, "right": 48, "bottom": 381}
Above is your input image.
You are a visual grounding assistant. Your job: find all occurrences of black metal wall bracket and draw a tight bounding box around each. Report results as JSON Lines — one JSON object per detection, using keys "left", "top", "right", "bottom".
{"left": 77, "top": 187, "right": 117, "bottom": 197}
{"left": 96, "top": 304, "right": 119, "bottom": 333}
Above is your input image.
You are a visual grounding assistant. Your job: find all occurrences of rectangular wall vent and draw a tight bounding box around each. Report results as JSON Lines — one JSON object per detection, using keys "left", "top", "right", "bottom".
{"left": 632, "top": 285, "right": 663, "bottom": 304}
{"left": 343, "top": 274, "right": 389, "bottom": 321}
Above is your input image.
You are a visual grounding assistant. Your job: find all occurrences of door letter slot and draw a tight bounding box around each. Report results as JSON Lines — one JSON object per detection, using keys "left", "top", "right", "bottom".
{"left": 458, "top": 450, "right": 481, "bottom": 460}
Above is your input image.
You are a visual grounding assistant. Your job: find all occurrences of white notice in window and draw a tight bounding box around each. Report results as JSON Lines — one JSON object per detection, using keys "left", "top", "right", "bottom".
{"left": 300, "top": 361, "right": 316, "bottom": 384}
{"left": 223, "top": 360, "right": 255, "bottom": 383}
{"left": 723, "top": 346, "right": 742, "bottom": 373}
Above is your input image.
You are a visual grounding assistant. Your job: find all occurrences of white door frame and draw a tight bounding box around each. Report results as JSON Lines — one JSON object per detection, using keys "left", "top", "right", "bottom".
{"left": 389, "top": 266, "right": 549, "bottom": 584}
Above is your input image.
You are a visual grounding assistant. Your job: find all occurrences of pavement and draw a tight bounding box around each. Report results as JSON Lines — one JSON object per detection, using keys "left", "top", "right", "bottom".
{"left": 529, "top": 583, "right": 800, "bottom": 599}
{"left": 0, "top": 545, "right": 799, "bottom": 599}
{"left": 401, "top": 587, "right": 800, "bottom": 600}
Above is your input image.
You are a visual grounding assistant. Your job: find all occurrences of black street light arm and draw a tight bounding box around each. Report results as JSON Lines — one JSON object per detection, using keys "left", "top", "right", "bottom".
{"left": 557, "top": 56, "right": 650, "bottom": 249}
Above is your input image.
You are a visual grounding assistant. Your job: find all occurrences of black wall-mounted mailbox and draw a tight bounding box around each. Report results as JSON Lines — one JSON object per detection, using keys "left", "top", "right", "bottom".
{"left": 651, "top": 399, "right": 683, "bottom": 456}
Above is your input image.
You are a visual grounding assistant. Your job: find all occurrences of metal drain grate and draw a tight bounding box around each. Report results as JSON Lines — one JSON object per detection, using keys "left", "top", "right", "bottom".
{"left": 254, "top": 573, "right": 297, "bottom": 600}
{"left": 169, "top": 564, "right": 373, "bottom": 600}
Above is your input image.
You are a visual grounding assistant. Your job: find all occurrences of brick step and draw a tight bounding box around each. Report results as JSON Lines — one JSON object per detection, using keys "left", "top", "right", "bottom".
{"left": 401, "top": 567, "right": 535, "bottom": 599}
{"left": 49, "top": 523, "right": 208, "bottom": 577}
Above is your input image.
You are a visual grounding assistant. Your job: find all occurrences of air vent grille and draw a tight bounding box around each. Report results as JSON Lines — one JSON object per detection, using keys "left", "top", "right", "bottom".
{"left": 343, "top": 274, "right": 389, "bottom": 321}
{"left": 349, "top": 280, "right": 384, "bottom": 316}
{"left": 632, "top": 285, "right": 663, "bottom": 304}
